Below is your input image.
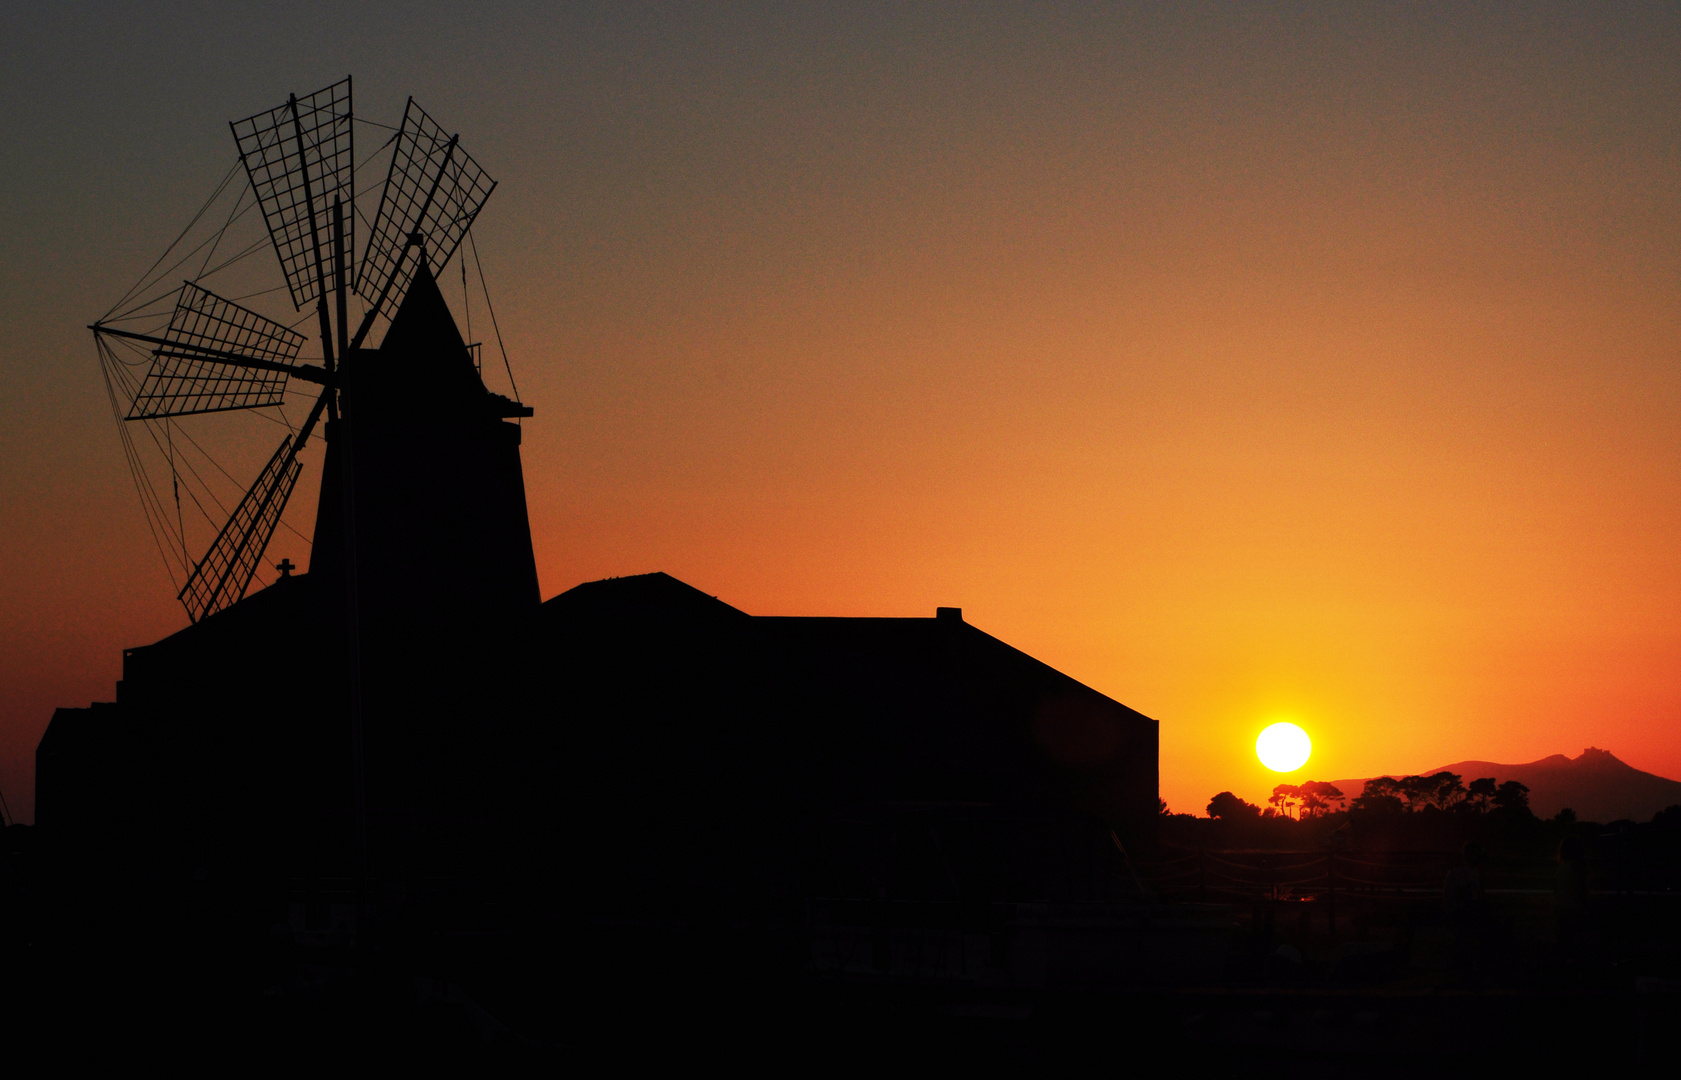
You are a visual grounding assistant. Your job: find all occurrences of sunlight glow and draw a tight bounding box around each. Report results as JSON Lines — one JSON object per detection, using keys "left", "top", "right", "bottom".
{"left": 1257, "top": 722, "right": 1312, "bottom": 773}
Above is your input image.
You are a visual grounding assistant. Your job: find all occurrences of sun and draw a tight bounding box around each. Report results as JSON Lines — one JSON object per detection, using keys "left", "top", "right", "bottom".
{"left": 1256, "top": 722, "right": 1312, "bottom": 773}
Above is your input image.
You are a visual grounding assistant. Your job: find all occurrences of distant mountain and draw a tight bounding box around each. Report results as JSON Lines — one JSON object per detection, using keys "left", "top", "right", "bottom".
{"left": 1329, "top": 748, "right": 1681, "bottom": 824}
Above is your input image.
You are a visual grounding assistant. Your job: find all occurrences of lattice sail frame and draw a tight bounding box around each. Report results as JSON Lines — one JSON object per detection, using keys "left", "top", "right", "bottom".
{"left": 232, "top": 77, "right": 354, "bottom": 310}
{"left": 359, "top": 97, "right": 495, "bottom": 323}
{"left": 127, "top": 282, "right": 305, "bottom": 419}
{"left": 178, "top": 432, "right": 304, "bottom": 623}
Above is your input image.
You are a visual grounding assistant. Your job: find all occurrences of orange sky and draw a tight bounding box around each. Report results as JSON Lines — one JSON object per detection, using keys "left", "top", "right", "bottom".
{"left": 3, "top": 4, "right": 1679, "bottom": 822}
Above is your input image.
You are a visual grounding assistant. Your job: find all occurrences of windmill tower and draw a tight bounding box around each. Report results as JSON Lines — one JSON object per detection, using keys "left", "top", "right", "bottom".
{"left": 90, "top": 77, "right": 537, "bottom": 634}
{"left": 72, "top": 80, "right": 540, "bottom": 878}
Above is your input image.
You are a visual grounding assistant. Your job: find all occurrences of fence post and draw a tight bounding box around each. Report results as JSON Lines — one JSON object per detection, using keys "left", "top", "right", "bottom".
{"left": 1326, "top": 853, "right": 1337, "bottom": 940}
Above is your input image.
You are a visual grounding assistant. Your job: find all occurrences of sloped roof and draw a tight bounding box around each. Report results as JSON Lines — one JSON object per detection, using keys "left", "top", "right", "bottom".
{"left": 542, "top": 571, "right": 751, "bottom": 628}
{"left": 541, "top": 571, "right": 1143, "bottom": 718}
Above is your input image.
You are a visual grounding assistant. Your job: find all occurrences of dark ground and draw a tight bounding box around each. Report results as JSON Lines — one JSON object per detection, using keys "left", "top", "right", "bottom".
{"left": 5, "top": 816, "right": 1680, "bottom": 1070}
{"left": 1, "top": 885, "right": 1676, "bottom": 1070}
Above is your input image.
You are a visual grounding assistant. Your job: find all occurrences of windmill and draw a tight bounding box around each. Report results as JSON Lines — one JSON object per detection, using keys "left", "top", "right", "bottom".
{"left": 91, "top": 77, "right": 524, "bottom": 624}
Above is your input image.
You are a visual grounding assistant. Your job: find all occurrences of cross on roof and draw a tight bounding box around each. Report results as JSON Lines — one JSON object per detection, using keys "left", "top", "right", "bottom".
{"left": 276, "top": 558, "right": 296, "bottom": 578}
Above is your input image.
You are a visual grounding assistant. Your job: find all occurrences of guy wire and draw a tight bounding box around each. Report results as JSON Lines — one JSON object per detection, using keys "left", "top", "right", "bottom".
{"left": 468, "top": 229, "right": 519, "bottom": 402}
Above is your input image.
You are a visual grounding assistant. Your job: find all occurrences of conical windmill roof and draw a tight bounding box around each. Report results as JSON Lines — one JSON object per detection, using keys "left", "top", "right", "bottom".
{"left": 360, "top": 258, "right": 484, "bottom": 409}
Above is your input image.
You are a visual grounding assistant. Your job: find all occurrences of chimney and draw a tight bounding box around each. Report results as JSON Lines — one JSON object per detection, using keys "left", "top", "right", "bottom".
{"left": 936, "top": 607, "right": 963, "bottom": 622}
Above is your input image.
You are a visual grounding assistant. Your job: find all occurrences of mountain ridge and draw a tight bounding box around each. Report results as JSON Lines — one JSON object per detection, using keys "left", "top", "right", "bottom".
{"left": 1327, "top": 748, "right": 1681, "bottom": 823}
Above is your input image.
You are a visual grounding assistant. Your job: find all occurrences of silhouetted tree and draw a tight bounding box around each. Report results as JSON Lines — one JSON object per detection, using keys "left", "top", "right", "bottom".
{"left": 1493, "top": 780, "right": 1532, "bottom": 816}
{"left": 1298, "top": 781, "right": 1345, "bottom": 818}
{"left": 1653, "top": 805, "right": 1681, "bottom": 829}
{"left": 1352, "top": 793, "right": 1406, "bottom": 816}
{"left": 1363, "top": 776, "right": 1400, "bottom": 800}
{"left": 1396, "top": 774, "right": 1461, "bottom": 811}
{"left": 1269, "top": 784, "right": 1302, "bottom": 819}
{"left": 1351, "top": 777, "right": 1406, "bottom": 817}
{"left": 1382, "top": 772, "right": 1470, "bottom": 813}
{"left": 1425, "top": 771, "right": 1467, "bottom": 810}
{"left": 1466, "top": 777, "right": 1498, "bottom": 813}
{"left": 1207, "top": 791, "right": 1262, "bottom": 820}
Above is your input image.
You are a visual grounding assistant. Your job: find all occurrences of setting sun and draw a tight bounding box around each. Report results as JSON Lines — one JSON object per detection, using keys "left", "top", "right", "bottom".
{"left": 1257, "top": 722, "right": 1312, "bottom": 773}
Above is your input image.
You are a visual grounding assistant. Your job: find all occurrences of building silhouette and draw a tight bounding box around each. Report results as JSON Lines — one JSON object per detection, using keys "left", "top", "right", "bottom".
{"left": 37, "top": 271, "right": 1161, "bottom": 994}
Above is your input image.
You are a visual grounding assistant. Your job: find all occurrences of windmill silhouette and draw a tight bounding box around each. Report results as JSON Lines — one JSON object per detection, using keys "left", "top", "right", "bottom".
{"left": 90, "top": 77, "right": 529, "bottom": 624}
{"left": 85, "top": 78, "right": 540, "bottom": 900}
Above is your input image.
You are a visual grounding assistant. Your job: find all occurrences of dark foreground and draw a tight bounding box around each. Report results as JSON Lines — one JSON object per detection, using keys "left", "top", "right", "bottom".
{"left": 2, "top": 869, "right": 1676, "bottom": 1072}
{"left": 1, "top": 950, "right": 1676, "bottom": 1072}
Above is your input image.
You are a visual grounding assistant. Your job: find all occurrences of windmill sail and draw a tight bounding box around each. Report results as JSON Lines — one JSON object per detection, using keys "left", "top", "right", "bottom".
{"left": 358, "top": 98, "right": 495, "bottom": 326}
{"left": 178, "top": 431, "right": 304, "bottom": 623}
{"left": 232, "top": 77, "right": 354, "bottom": 310}
{"left": 127, "top": 282, "right": 305, "bottom": 419}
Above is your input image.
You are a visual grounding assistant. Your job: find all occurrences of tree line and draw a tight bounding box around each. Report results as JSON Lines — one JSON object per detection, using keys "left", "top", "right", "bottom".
{"left": 1202, "top": 771, "right": 1534, "bottom": 822}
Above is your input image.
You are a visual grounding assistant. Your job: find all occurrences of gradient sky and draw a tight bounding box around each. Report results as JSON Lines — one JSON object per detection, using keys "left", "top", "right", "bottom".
{"left": 2, "top": 2, "right": 1679, "bottom": 822}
